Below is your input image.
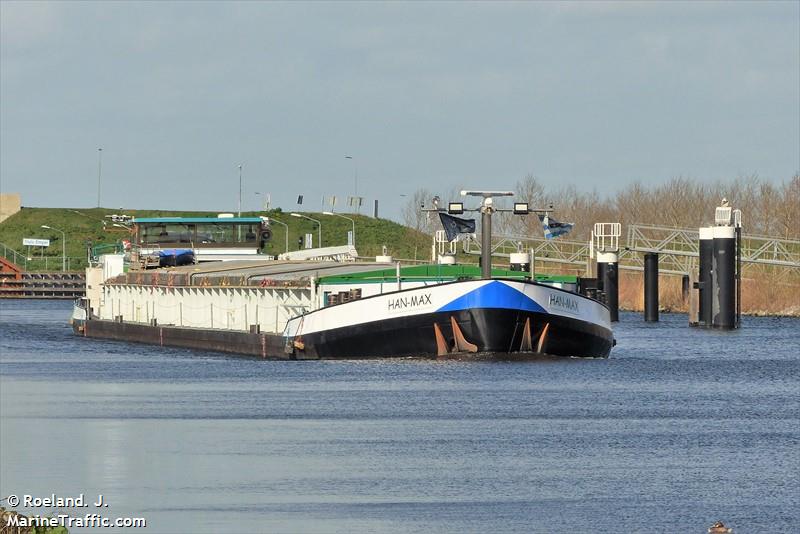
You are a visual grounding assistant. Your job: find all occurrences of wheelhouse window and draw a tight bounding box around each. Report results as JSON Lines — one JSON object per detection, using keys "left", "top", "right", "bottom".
{"left": 135, "top": 219, "right": 267, "bottom": 250}
{"left": 141, "top": 223, "right": 196, "bottom": 245}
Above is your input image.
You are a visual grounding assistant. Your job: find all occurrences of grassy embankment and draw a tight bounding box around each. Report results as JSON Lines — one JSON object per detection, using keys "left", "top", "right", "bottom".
{"left": 0, "top": 207, "right": 430, "bottom": 270}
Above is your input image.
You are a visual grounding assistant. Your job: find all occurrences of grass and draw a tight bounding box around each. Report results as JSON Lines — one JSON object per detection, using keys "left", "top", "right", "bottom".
{"left": 0, "top": 207, "right": 431, "bottom": 271}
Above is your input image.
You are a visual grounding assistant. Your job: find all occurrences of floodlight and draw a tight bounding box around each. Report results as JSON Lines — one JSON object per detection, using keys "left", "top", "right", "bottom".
{"left": 448, "top": 202, "right": 464, "bottom": 215}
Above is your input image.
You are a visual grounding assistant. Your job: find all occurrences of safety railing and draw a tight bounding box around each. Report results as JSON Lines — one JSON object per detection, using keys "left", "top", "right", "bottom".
{"left": 0, "top": 242, "right": 87, "bottom": 271}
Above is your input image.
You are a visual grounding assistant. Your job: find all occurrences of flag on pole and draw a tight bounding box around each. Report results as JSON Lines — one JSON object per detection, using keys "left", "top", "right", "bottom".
{"left": 538, "top": 214, "right": 574, "bottom": 239}
{"left": 439, "top": 212, "right": 476, "bottom": 242}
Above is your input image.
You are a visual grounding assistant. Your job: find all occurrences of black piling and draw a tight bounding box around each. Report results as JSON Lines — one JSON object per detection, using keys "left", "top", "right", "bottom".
{"left": 596, "top": 262, "right": 606, "bottom": 296}
{"left": 681, "top": 274, "right": 690, "bottom": 303}
{"left": 606, "top": 263, "right": 619, "bottom": 322}
{"left": 597, "top": 253, "right": 619, "bottom": 322}
{"left": 712, "top": 226, "right": 737, "bottom": 329}
{"left": 698, "top": 227, "right": 713, "bottom": 326}
{"left": 480, "top": 209, "right": 492, "bottom": 279}
{"left": 644, "top": 252, "right": 659, "bottom": 322}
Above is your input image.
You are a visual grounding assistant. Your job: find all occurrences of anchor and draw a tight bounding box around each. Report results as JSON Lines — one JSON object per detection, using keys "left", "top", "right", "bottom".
{"left": 519, "top": 317, "right": 533, "bottom": 352}
{"left": 516, "top": 317, "right": 550, "bottom": 354}
{"left": 536, "top": 322, "right": 550, "bottom": 354}
{"left": 433, "top": 316, "right": 478, "bottom": 356}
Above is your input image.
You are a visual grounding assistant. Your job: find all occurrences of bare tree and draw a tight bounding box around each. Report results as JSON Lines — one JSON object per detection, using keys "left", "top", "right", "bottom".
{"left": 402, "top": 172, "right": 799, "bottom": 245}
{"left": 776, "top": 173, "right": 800, "bottom": 239}
{"left": 507, "top": 174, "right": 548, "bottom": 237}
{"left": 655, "top": 177, "right": 710, "bottom": 228}
{"left": 401, "top": 188, "right": 442, "bottom": 236}
{"left": 615, "top": 181, "right": 649, "bottom": 227}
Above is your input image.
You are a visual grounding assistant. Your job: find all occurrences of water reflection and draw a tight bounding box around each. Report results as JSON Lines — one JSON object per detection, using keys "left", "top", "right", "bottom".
{"left": 1, "top": 300, "right": 798, "bottom": 533}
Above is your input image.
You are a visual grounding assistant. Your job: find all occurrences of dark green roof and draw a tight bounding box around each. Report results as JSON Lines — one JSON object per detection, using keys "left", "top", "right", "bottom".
{"left": 318, "top": 264, "right": 577, "bottom": 284}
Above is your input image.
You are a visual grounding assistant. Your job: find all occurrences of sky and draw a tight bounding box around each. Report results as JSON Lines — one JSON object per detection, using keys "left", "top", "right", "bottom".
{"left": 1, "top": 1, "right": 798, "bottom": 222}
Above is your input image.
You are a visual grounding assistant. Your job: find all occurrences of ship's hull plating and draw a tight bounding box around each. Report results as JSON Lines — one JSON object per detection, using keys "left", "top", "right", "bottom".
{"left": 298, "top": 307, "right": 612, "bottom": 359}
{"left": 74, "top": 278, "right": 614, "bottom": 360}
{"left": 72, "top": 318, "right": 291, "bottom": 359}
{"left": 286, "top": 278, "right": 613, "bottom": 359}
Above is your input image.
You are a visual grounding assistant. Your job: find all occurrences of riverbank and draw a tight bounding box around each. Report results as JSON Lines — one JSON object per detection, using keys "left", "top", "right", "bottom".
{"left": 618, "top": 271, "right": 800, "bottom": 317}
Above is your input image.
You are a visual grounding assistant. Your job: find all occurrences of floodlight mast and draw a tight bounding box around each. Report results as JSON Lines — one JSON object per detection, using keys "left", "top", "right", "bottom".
{"left": 422, "top": 190, "right": 554, "bottom": 279}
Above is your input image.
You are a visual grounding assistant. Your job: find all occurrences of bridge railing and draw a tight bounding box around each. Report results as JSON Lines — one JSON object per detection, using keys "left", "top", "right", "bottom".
{"left": 0, "top": 242, "right": 27, "bottom": 266}
{"left": 0, "top": 242, "right": 87, "bottom": 271}
{"left": 457, "top": 224, "right": 799, "bottom": 278}
{"left": 461, "top": 233, "right": 591, "bottom": 265}
{"left": 625, "top": 224, "right": 800, "bottom": 274}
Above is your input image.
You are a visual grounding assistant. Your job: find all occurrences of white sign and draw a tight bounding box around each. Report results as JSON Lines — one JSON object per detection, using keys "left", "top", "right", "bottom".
{"left": 23, "top": 238, "right": 50, "bottom": 247}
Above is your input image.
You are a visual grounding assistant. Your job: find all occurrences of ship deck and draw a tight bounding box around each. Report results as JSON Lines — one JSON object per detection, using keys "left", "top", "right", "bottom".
{"left": 105, "top": 260, "right": 578, "bottom": 289}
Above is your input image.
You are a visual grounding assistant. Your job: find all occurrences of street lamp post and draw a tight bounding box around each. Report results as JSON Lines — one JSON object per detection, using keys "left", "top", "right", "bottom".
{"left": 266, "top": 217, "right": 289, "bottom": 254}
{"left": 41, "top": 225, "right": 66, "bottom": 271}
{"left": 323, "top": 211, "right": 355, "bottom": 247}
{"left": 290, "top": 213, "right": 322, "bottom": 249}
{"left": 237, "top": 164, "right": 243, "bottom": 217}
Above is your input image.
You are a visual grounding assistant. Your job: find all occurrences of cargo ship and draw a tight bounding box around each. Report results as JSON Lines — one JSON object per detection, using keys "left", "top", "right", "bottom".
{"left": 72, "top": 193, "right": 614, "bottom": 359}
{"left": 73, "top": 261, "right": 612, "bottom": 359}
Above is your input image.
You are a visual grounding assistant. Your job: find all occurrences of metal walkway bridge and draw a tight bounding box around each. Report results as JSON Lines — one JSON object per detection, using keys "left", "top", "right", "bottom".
{"left": 454, "top": 224, "right": 800, "bottom": 278}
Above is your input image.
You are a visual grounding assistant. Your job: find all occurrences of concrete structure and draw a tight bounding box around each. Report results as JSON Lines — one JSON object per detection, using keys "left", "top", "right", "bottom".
{"left": 0, "top": 193, "right": 21, "bottom": 223}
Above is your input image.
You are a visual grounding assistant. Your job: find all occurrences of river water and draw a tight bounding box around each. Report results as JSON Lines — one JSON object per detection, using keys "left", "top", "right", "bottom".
{"left": 1, "top": 299, "right": 798, "bottom": 533}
